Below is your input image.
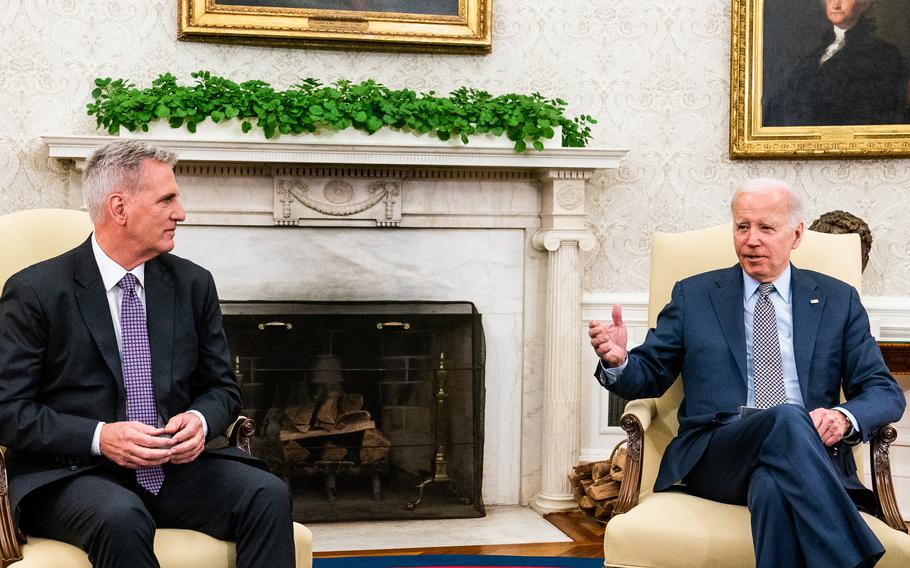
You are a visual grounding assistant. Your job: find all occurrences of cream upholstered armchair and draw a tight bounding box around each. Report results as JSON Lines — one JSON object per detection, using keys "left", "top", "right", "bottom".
{"left": 603, "top": 224, "right": 910, "bottom": 568}
{"left": 0, "top": 209, "right": 313, "bottom": 568}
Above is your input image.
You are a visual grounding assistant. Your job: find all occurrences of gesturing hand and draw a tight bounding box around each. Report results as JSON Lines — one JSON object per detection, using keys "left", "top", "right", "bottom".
{"left": 589, "top": 304, "right": 629, "bottom": 368}
{"left": 164, "top": 412, "right": 205, "bottom": 464}
{"left": 100, "top": 421, "right": 173, "bottom": 469}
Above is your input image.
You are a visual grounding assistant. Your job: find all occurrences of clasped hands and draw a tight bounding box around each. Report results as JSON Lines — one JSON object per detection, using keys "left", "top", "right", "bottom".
{"left": 589, "top": 304, "right": 851, "bottom": 446}
{"left": 99, "top": 412, "right": 205, "bottom": 469}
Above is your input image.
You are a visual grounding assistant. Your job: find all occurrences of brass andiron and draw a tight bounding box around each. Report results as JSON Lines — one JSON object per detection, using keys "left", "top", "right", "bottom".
{"left": 406, "top": 352, "right": 471, "bottom": 510}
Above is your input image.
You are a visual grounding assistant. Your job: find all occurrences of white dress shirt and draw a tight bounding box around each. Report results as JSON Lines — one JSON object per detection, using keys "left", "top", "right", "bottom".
{"left": 89, "top": 234, "right": 207, "bottom": 455}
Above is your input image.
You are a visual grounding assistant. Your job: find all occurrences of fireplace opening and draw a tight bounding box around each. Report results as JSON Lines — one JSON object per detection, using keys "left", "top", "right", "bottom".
{"left": 221, "top": 301, "right": 485, "bottom": 522}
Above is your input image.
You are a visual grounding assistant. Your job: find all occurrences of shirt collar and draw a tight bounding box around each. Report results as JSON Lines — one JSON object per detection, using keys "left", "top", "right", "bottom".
{"left": 742, "top": 263, "right": 792, "bottom": 304}
{"left": 832, "top": 26, "right": 847, "bottom": 41}
{"left": 91, "top": 233, "right": 145, "bottom": 292}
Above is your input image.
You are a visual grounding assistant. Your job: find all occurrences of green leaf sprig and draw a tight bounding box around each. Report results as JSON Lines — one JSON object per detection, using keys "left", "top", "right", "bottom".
{"left": 87, "top": 71, "right": 597, "bottom": 151}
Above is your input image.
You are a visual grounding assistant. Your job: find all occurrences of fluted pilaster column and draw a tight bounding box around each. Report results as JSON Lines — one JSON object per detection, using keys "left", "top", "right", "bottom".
{"left": 531, "top": 170, "right": 596, "bottom": 514}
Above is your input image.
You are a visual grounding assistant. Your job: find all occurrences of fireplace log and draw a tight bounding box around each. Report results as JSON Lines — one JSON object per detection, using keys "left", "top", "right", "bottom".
{"left": 571, "top": 454, "right": 624, "bottom": 522}
{"left": 282, "top": 442, "right": 311, "bottom": 464}
{"left": 340, "top": 393, "right": 364, "bottom": 414}
{"left": 360, "top": 428, "right": 391, "bottom": 463}
{"left": 591, "top": 460, "right": 611, "bottom": 481}
{"left": 286, "top": 403, "right": 316, "bottom": 433}
{"left": 577, "top": 494, "right": 595, "bottom": 510}
{"left": 279, "top": 420, "right": 376, "bottom": 441}
{"left": 321, "top": 442, "right": 349, "bottom": 462}
{"left": 586, "top": 478, "right": 621, "bottom": 501}
{"left": 610, "top": 447, "right": 626, "bottom": 481}
{"left": 336, "top": 410, "right": 372, "bottom": 429}
{"left": 316, "top": 392, "right": 341, "bottom": 428}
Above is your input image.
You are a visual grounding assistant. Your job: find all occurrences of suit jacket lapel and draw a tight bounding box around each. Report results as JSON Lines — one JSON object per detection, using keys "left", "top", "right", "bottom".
{"left": 791, "top": 265, "right": 824, "bottom": 401}
{"left": 73, "top": 238, "right": 124, "bottom": 389}
{"left": 144, "top": 258, "right": 174, "bottom": 414}
{"left": 709, "top": 265, "right": 748, "bottom": 386}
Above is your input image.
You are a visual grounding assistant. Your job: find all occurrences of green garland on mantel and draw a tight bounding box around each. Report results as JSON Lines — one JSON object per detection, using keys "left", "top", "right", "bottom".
{"left": 86, "top": 71, "right": 597, "bottom": 152}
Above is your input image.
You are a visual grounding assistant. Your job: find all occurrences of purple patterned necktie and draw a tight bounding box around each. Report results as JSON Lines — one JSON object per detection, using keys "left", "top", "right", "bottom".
{"left": 119, "top": 273, "right": 165, "bottom": 494}
{"left": 753, "top": 283, "right": 788, "bottom": 409}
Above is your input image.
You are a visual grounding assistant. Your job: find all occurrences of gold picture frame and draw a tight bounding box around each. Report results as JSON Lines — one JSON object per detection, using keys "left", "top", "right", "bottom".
{"left": 730, "top": 0, "right": 910, "bottom": 159}
{"left": 178, "top": 0, "right": 491, "bottom": 54}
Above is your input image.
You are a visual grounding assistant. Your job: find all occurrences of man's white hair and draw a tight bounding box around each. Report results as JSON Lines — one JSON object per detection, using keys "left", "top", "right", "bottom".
{"left": 731, "top": 178, "right": 804, "bottom": 229}
{"left": 82, "top": 141, "right": 178, "bottom": 223}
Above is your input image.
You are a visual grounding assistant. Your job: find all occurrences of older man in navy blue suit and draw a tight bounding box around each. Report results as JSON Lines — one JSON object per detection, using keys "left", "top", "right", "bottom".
{"left": 589, "top": 179, "right": 905, "bottom": 568}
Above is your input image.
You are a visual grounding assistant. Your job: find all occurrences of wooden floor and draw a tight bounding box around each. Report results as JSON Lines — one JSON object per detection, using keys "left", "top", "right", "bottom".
{"left": 314, "top": 512, "right": 605, "bottom": 559}
{"left": 313, "top": 515, "right": 910, "bottom": 559}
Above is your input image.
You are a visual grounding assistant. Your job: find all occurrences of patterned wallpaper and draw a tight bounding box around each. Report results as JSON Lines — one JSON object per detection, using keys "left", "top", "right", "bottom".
{"left": 3, "top": 0, "right": 910, "bottom": 295}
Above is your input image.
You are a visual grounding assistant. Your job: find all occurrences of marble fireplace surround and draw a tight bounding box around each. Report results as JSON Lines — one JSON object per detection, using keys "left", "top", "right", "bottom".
{"left": 43, "top": 135, "right": 626, "bottom": 513}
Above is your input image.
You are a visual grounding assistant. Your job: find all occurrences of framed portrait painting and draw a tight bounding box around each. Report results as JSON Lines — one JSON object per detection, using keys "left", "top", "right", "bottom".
{"left": 730, "top": 0, "right": 910, "bottom": 158}
{"left": 177, "top": 0, "right": 491, "bottom": 54}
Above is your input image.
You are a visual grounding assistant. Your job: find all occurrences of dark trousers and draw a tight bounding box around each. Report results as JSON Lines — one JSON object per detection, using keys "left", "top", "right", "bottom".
{"left": 19, "top": 457, "right": 295, "bottom": 568}
{"left": 684, "top": 404, "right": 884, "bottom": 568}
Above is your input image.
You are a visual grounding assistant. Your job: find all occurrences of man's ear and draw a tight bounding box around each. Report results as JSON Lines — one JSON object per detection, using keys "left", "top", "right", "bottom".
{"left": 792, "top": 221, "right": 805, "bottom": 250}
{"left": 107, "top": 193, "right": 128, "bottom": 226}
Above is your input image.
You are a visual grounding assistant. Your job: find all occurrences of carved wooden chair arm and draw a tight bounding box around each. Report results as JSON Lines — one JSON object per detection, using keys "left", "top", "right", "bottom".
{"left": 612, "top": 400, "right": 655, "bottom": 516}
{"left": 0, "top": 451, "right": 22, "bottom": 568}
{"left": 870, "top": 425, "right": 907, "bottom": 533}
{"left": 226, "top": 415, "right": 256, "bottom": 455}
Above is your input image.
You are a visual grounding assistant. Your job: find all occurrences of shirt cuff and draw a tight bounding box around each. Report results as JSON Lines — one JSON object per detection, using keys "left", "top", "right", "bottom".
{"left": 597, "top": 357, "right": 628, "bottom": 387}
{"left": 187, "top": 410, "right": 209, "bottom": 438}
{"left": 833, "top": 406, "right": 860, "bottom": 443}
{"left": 91, "top": 422, "right": 104, "bottom": 456}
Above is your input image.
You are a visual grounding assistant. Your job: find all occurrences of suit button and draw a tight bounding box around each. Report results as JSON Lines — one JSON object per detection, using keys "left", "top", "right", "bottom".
{"left": 831, "top": 447, "right": 839, "bottom": 456}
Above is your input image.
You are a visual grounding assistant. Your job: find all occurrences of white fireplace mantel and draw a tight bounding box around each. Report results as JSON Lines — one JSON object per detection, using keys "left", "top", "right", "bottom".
{"left": 44, "top": 133, "right": 628, "bottom": 513}
{"left": 44, "top": 134, "right": 626, "bottom": 170}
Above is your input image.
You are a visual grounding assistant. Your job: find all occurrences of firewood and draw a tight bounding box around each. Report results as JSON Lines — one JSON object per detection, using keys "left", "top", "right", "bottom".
{"left": 279, "top": 420, "right": 376, "bottom": 441}
{"left": 340, "top": 393, "right": 364, "bottom": 414}
{"left": 610, "top": 447, "right": 627, "bottom": 482}
{"left": 315, "top": 392, "right": 340, "bottom": 427}
{"left": 573, "top": 462, "right": 594, "bottom": 476}
{"left": 336, "top": 410, "right": 372, "bottom": 429}
{"left": 285, "top": 403, "right": 316, "bottom": 433}
{"left": 360, "top": 428, "right": 392, "bottom": 463}
{"left": 578, "top": 495, "right": 596, "bottom": 510}
{"left": 587, "top": 479, "right": 621, "bottom": 501}
{"left": 591, "top": 460, "right": 612, "bottom": 481}
{"left": 320, "top": 442, "right": 349, "bottom": 462}
{"left": 573, "top": 451, "right": 625, "bottom": 523}
{"left": 282, "top": 442, "right": 310, "bottom": 464}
